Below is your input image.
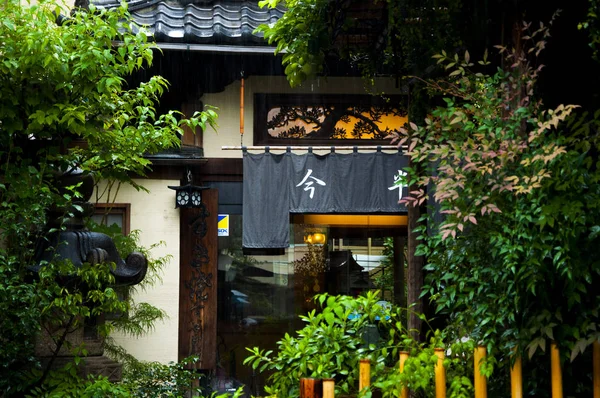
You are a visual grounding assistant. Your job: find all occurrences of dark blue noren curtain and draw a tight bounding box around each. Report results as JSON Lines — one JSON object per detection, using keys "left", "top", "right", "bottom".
{"left": 243, "top": 151, "right": 408, "bottom": 248}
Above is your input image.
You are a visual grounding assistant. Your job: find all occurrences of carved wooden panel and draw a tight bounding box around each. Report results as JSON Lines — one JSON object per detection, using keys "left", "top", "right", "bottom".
{"left": 254, "top": 94, "right": 408, "bottom": 146}
{"left": 178, "top": 189, "right": 218, "bottom": 369}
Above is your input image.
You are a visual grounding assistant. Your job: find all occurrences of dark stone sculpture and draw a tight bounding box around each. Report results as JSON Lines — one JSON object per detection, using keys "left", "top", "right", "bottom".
{"left": 32, "top": 168, "right": 147, "bottom": 286}
{"left": 32, "top": 168, "right": 148, "bottom": 382}
{"left": 34, "top": 230, "right": 147, "bottom": 286}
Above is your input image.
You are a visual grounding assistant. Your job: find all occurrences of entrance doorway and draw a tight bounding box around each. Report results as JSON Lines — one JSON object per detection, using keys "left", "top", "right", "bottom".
{"left": 213, "top": 214, "right": 406, "bottom": 396}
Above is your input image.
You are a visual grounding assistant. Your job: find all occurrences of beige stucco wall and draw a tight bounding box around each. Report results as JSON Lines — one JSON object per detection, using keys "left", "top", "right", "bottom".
{"left": 96, "top": 179, "right": 180, "bottom": 364}
{"left": 202, "top": 76, "right": 405, "bottom": 159}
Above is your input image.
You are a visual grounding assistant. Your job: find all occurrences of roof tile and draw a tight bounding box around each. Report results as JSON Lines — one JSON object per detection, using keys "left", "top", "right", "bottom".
{"left": 93, "top": 0, "right": 284, "bottom": 45}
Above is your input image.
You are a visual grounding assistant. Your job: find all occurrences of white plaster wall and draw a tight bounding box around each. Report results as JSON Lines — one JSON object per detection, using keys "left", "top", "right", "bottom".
{"left": 202, "top": 76, "right": 406, "bottom": 159}
{"left": 97, "top": 179, "right": 180, "bottom": 364}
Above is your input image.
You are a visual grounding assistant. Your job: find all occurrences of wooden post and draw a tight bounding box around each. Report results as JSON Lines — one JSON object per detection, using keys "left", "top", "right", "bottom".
{"left": 434, "top": 348, "right": 446, "bottom": 398}
{"left": 322, "top": 378, "right": 335, "bottom": 398}
{"left": 407, "top": 202, "right": 424, "bottom": 339}
{"left": 474, "top": 346, "right": 487, "bottom": 398}
{"left": 239, "top": 77, "right": 245, "bottom": 136}
{"left": 593, "top": 341, "right": 600, "bottom": 398}
{"left": 359, "top": 359, "right": 371, "bottom": 392}
{"left": 551, "top": 342, "right": 563, "bottom": 398}
{"left": 300, "top": 378, "right": 322, "bottom": 398}
{"left": 393, "top": 236, "right": 406, "bottom": 308}
{"left": 178, "top": 190, "right": 218, "bottom": 370}
{"left": 511, "top": 355, "right": 523, "bottom": 398}
{"left": 399, "top": 351, "right": 409, "bottom": 398}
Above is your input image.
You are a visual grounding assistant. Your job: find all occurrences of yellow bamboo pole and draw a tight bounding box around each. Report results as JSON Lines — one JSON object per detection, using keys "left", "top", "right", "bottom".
{"left": 322, "top": 378, "right": 335, "bottom": 398}
{"left": 434, "top": 348, "right": 446, "bottom": 398}
{"left": 510, "top": 355, "right": 523, "bottom": 398}
{"left": 551, "top": 342, "right": 563, "bottom": 398}
{"left": 594, "top": 341, "right": 600, "bottom": 398}
{"left": 474, "top": 346, "right": 487, "bottom": 398}
{"left": 239, "top": 77, "right": 245, "bottom": 137}
{"left": 359, "top": 358, "right": 371, "bottom": 392}
{"left": 399, "top": 351, "right": 409, "bottom": 398}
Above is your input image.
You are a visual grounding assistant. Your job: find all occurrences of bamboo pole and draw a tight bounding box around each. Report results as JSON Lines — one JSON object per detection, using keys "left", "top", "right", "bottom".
{"left": 221, "top": 145, "right": 404, "bottom": 151}
{"left": 511, "top": 355, "right": 523, "bottom": 398}
{"left": 434, "top": 348, "right": 446, "bottom": 398}
{"left": 300, "top": 378, "right": 322, "bottom": 398}
{"left": 322, "top": 378, "right": 335, "bottom": 398}
{"left": 399, "top": 351, "right": 409, "bottom": 398}
{"left": 594, "top": 341, "right": 600, "bottom": 398}
{"left": 359, "top": 359, "right": 371, "bottom": 392}
{"left": 474, "top": 346, "right": 487, "bottom": 398}
{"left": 551, "top": 342, "right": 563, "bottom": 398}
{"left": 239, "top": 77, "right": 245, "bottom": 137}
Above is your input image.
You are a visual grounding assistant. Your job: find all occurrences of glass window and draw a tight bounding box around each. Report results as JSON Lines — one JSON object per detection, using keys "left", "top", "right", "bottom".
{"left": 91, "top": 203, "right": 131, "bottom": 234}
{"left": 215, "top": 215, "right": 396, "bottom": 395}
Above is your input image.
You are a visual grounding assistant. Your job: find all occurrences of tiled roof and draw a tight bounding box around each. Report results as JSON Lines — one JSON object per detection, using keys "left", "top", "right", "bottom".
{"left": 93, "top": 0, "right": 285, "bottom": 45}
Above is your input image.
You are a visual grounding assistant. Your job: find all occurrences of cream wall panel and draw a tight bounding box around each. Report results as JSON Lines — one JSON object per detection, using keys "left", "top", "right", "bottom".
{"left": 202, "top": 76, "right": 404, "bottom": 158}
{"left": 96, "top": 179, "right": 180, "bottom": 364}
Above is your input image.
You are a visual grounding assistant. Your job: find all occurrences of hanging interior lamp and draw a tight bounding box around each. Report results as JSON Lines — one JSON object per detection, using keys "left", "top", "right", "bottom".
{"left": 304, "top": 229, "right": 327, "bottom": 245}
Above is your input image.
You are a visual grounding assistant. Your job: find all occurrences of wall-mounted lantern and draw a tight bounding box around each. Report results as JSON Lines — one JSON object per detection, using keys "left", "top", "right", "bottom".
{"left": 168, "top": 170, "right": 208, "bottom": 209}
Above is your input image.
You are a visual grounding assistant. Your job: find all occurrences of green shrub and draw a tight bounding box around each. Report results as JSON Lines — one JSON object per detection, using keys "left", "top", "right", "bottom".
{"left": 245, "top": 292, "right": 479, "bottom": 397}
{"left": 107, "top": 348, "right": 243, "bottom": 398}
{"left": 120, "top": 356, "right": 204, "bottom": 397}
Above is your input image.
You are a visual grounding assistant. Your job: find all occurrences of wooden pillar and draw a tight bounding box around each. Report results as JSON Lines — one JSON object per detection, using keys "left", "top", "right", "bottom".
{"left": 434, "top": 348, "right": 446, "bottom": 398}
{"left": 300, "top": 378, "right": 322, "bottom": 398}
{"left": 407, "top": 201, "right": 423, "bottom": 339}
{"left": 511, "top": 355, "right": 523, "bottom": 398}
{"left": 322, "top": 378, "right": 335, "bottom": 398}
{"left": 393, "top": 236, "right": 406, "bottom": 308}
{"left": 178, "top": 189, "right": 218, "bottom": 370}
{"left": 399, "top": 351, "right": 409, "bottom": 398}
{"left": 474, "top": 346, "right": 487, "bottom": 398}
{"left": 551, "top": 342, "right": 563, "bottom": 398}
{"left": 594, "top": 341, "right": 600, "bottom": 398}
{"left": 359, "top": 359, "right": 371, "bottom": 392}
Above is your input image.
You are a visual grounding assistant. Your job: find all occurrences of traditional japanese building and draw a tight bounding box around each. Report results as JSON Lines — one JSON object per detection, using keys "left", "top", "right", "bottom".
{"left": 91, "top": 0, "right": 410, "bottom": 394}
